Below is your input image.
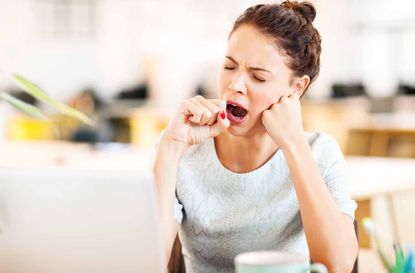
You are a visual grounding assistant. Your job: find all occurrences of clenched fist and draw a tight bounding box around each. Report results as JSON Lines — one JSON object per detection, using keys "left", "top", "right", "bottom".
{"left": 164, "top": 95, "right": 230, "bottom": 146}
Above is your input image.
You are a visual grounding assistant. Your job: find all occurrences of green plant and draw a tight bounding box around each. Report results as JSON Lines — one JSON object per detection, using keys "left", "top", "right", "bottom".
{"left": 0, "top": 72, "right": 94, "bottom": 126}
{"left": 363, "top": 217, "right": 415, "bottom": 273}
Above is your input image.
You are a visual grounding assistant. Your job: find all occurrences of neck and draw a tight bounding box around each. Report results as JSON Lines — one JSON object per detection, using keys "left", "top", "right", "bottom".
{"left": 214, "top": 129, "right": 279, "bottom": 173}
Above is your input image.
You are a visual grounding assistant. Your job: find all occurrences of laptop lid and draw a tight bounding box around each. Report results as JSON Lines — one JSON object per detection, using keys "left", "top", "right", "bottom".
{"left": 0, "top": 167, "right": 166, "bottom": 273}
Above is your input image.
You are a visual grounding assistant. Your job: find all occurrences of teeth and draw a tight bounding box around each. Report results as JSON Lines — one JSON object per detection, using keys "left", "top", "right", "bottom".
{"left": 228, "top": 103, "right": 242, "bottom": 109}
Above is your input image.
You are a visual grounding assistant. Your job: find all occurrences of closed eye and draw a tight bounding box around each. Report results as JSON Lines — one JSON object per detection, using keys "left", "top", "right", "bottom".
{"left": 253, "top": 75, "right": 265, "bottom": 82}
{"left": 224, "top": 66, "right": 236, "bottom": 70}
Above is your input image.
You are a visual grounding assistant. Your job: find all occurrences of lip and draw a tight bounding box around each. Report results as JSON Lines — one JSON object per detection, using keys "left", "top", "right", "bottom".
{"left": 226, "top": 100, "right": 248, "bottom": 112}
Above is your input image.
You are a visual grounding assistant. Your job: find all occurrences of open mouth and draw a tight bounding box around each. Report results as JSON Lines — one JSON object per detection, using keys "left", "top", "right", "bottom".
{"left": 226, "top": 102, "right": 248, "bottom": 124}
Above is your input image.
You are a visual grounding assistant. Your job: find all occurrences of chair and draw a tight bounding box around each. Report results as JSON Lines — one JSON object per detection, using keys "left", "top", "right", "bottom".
{"left": 352, "top": 219, "right": 359, "bottom": 273}
{"left": 168, "top": 235, "right": 186, "bottom": 273}
{"left": 168, "top": 220, "right": 359, "bottom": 273}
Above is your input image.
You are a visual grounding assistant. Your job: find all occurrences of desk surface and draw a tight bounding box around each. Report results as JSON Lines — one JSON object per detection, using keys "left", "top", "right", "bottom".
{"left": 1, "top": 141, "right": 415, "bottom": 199}
{"left": 0, "top": 141, "right": 152, "bottom": 171}
{"left": 346, "top": 156, "right": 415, "bottom": 199}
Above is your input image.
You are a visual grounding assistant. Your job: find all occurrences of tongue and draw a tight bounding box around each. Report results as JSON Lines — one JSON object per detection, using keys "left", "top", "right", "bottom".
{"left": 228, "top": 105, "right": 247, "bottom": 117}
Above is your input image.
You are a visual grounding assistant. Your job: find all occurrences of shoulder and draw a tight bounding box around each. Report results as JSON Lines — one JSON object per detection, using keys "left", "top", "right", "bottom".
{"left": 305, "top": 131, "right": 345, "bottom": 173}
{"left": 306, "top": 131, "right": 341, "bottom": 153}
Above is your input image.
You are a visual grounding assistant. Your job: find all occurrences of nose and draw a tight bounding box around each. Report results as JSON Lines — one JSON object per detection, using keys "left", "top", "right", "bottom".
{"left": 228, "top": 72, "right": 247, "bottom": 95}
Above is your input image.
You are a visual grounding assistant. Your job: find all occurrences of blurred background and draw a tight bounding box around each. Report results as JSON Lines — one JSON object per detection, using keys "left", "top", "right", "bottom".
{"left": 1, "top": 0, "right": 415, "bottom": 272}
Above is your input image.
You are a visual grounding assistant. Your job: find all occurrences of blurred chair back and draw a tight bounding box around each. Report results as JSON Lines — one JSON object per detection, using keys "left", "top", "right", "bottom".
{"left": 352, "top": 219, "right": 359, "bottom": 273}
{"left": 168, "top": 235, "right": 186, "bottom": 273}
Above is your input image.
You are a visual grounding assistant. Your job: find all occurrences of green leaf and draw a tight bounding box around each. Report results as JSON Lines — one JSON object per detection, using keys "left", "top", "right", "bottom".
{"left": 12, "top": 74, "right": 95, "bottom": 126}
{"left": 397, "top": 244, "right": 405, "bottom": 273}
{"left": 0, "top": 92, "right": 47, "bottom": 120}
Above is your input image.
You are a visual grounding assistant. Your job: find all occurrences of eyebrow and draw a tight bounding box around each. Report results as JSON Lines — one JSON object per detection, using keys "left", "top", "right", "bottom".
{"left": 225, "top": 56, "right": 271, "bottom": 73}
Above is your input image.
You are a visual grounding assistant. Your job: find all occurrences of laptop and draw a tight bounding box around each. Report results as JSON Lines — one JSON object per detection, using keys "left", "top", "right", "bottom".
{"left": 0, "top": 167, "right": 166, "bottom": 273}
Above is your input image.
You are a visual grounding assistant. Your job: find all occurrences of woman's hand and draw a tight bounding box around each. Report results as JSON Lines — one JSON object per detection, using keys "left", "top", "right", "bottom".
{"left": 164, "top": 95, "right": 230, "bottom": 146}
{"left": 261, "top": 93, "right": 304, "bottom": 149}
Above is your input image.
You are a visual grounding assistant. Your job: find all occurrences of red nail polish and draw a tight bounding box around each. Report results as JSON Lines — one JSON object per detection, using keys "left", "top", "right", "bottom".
{"left": 220, "top": 111, "right": 226, "bottom": 119}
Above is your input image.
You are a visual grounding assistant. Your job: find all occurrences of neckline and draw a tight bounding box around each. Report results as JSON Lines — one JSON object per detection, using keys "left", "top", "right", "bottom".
{"left": 210, "top": 137, "right": 283, "bottom": 176}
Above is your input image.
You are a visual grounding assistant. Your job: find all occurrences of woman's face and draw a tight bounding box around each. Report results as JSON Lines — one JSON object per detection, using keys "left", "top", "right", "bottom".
{"left": 217, "top": 24, "right": 296, "bottom": 137}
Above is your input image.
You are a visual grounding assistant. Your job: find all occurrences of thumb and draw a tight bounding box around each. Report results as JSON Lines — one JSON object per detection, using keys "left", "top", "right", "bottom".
{"left": 210, "top": 99, "right": 227, "bottom": 111}
{"left": 210, "top": 111, "right": 230, "bottom": 137}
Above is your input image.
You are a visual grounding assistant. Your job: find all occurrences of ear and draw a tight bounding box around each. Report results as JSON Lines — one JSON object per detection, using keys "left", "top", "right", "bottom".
{"left": 292, "top": 75, "right": 310, "bottom": 97}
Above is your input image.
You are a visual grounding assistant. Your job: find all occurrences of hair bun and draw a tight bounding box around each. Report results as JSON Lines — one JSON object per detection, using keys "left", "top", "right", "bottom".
{"left": 281, "top": 1, "right": 316, "bottom": 23}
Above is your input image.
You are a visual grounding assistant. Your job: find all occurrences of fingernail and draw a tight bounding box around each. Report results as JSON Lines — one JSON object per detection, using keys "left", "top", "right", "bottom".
{"left": 220, "top": 111, "right": 226, "bottom": 119}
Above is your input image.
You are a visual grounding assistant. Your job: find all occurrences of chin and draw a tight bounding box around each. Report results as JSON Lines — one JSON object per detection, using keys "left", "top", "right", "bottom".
{"left": 226, "top": 126, "right": 249, "bottom": 137}
{"left": 226, "top": 122, "right": 265, "bottom": 138}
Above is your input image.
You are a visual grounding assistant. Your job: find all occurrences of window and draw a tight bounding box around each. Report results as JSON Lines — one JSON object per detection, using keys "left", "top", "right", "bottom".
{"left": 32, "top": 0, "right": 96, "bottom": 38}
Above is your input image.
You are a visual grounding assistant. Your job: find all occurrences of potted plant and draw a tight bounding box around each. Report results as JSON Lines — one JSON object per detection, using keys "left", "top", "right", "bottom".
{"left": 0, "top": 71, "right": 93, "bottom": 126}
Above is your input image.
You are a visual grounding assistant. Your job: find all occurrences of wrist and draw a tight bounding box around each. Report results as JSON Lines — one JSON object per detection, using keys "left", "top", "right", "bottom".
{"left": 159, "top": 134, "right": 189, "bottom": 160}
{"left": 280, "top": 132, "right": 308, "bottom": 154}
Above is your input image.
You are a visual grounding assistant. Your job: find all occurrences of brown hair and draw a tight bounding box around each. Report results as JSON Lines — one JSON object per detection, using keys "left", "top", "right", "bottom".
{"left": 230, "top": 1, "right": 322, "bottom": 89}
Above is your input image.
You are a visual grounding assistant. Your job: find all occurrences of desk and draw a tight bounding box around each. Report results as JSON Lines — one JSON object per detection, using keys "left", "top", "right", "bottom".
{"left": 347, "top": 156, "right": 415, "bottom": 199}
{"left": 346, "top": 156, "right": 415, "bottom": 255}
{"left": 1, "top": 142, "right": 415, "bottom": 251}
{"left": 346, "top": 111, "right": 415, "bottom": 157}
{"left": 301, "top": 97, "right": 415, "bottom": 157}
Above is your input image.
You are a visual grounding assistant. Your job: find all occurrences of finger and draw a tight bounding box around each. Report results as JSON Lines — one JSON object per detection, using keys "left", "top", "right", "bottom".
{"left": 261, "top": 109, "right": 272, "bottom": 125}
{"left": 267, "top": 102, "right": 277, "bottom": 111}
{"left": 210, "top": 110, "right": 230, "bottom": 137}
{"left": 292, "top": 92, "right": 300, "bottom": 100}
{"left": 210, "top": 99, "right": 227, "bottom": 111}
{"left": 182, "top": 100, "right": 204, "bottom": 124}
{"left": 189, "top": 98, "right": 212, "bottom": 125}
{"left": 195, "top": 97, "right": 222, "bottom": 125}
{"left": 195, "top": 97, "right": 221, "bottom": 113}
{"left": 279, "top": 96, "right": 288, "bottom": 104}
{"left": 192, "top": 96, "right": 225, "bottom": 108}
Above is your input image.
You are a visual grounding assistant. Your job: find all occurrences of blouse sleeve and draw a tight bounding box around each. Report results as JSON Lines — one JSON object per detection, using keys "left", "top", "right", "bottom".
{"left": 316, "top": 133, "right": 358, "bottom": 220}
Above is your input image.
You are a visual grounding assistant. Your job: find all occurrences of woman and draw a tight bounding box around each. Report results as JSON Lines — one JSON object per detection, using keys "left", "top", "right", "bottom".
{"left": 154, "top": 2, "right": 358, "bottom": 273}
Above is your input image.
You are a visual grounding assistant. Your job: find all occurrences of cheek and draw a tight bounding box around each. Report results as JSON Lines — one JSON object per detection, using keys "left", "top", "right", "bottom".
{"left": 217, "top": 69, "right": 228, "bottom": 96}
{"left": 251, "top": 81, "right": 292, "bottom": 108}
{"left": 249, "top": 85, "right": 280, "bottom": 112}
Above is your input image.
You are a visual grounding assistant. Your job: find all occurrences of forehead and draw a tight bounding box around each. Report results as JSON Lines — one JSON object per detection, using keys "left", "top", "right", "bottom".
{"left": 226, "top": 24, "right": 287, "bottom": 69}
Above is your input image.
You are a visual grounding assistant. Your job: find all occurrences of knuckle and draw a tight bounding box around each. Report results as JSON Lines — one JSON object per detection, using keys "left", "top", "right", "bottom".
{"left": 181, "top": 100, "right": 189, "bottom": 108}
{"left": 262, "top": 111, "right": 270, "bottom": 119}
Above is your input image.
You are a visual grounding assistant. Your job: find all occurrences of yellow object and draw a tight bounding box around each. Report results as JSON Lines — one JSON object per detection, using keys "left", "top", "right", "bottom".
{"left": 130, "top": 108, "right": 171, "bottom": 148}
{"left": 6, "top": 115, "right": 54, "bottom": 140}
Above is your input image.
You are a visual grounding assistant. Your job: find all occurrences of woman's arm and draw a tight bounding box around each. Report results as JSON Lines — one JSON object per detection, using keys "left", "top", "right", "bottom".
{"left": 153, "top": 96, "right": 229, "bottom": 262}
{"left": 262, "top": 93, "right": 358, "bottom": 273}
{"left": 153, "top": 136, "right": 187, "bottom": 261}
{"left": 283, "top": 136, "right": 358, "bottom": 273}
